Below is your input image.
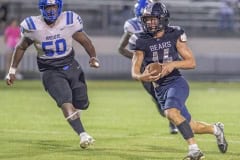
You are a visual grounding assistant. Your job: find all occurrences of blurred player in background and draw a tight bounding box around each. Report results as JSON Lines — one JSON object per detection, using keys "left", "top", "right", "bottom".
{"left": 6, "top": 0, "right": 100, "bottom": 149}
{"left": 118, "top": 0, "right": 178, "bottom": 134}
{"left": 4, "top": 18, "right": 23, "bottom": 80}
{"left": 130, "top": 2, "right": 228, "bottom": 159}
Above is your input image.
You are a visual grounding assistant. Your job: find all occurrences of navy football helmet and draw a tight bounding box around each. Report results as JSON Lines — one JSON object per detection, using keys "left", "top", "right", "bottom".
{"left": 38, "top": 0, "right": 63, "bottom": 23}
{"left": 141, "top": 2, "right": 170, "bottom": 34}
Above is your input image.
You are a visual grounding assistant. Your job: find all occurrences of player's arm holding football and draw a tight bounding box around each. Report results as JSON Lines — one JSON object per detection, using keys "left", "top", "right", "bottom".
{"left": 73, "top": 31, "right": 100, "bottom": 68}
{"left": 6, "top": 37, "right": 33, "bottom": 85}
{"left": 161, "top": 37, "right": 196, "bottom": 78}
{"left": 132, "top": 50, "right": 160, "bottom": 82}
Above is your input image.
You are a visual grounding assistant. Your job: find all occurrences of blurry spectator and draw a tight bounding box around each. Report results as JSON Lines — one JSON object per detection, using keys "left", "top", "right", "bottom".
{"left": 0, "top": 4, "right": 8, "bottom": 34}
{"left": 219, "top": 0, "right": 235, "bottom": 31}
{"left": 4, "top": 18, "right": 23, "bottom": 80}
{"left": 0, "top": 4, "right": 8, "bottom": 22}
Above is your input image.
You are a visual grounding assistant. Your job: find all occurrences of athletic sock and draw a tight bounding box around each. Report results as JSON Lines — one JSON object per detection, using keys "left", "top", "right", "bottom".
{"left": 68, "top": 118, "right": 85, "bottom": 135}
{"left": 189, "top": 144, "right": 199, "bottom": 152}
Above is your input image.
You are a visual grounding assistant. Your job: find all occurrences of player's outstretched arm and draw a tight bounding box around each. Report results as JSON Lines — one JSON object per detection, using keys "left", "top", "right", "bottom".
{"left": 73, "top": 31, "right": 100, "bottom": 68}
{"left": 118, "top": 32, "right": 134, "bottom": 59}
{"left": 6, "top": 37, "right": 33, "bottom": 86}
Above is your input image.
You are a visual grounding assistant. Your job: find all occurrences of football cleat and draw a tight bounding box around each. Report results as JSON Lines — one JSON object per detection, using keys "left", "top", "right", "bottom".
{"left": 79, "top": 132, "right": 95, "bottom": 149}
{"left": 214, "top": 122, "right": 228, "bottom": 153}
{"left": 169, "top": 122, "right": 178, "bottom": 134}
{"left": 183, "top": 150, "right": 205, "bottom": 160}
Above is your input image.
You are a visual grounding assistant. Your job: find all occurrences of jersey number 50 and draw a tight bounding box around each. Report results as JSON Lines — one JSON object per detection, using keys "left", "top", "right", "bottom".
{"left": 42, "top": 38, "right": 67, "bottom": 57}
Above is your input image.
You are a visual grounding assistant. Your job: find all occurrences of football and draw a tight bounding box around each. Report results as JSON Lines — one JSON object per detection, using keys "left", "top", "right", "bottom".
{"left": 146, "top": 62, "right": 162, "bottom": 76}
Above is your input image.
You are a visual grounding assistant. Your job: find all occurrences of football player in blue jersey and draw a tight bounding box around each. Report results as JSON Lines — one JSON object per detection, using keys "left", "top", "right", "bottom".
{"left": 129, "top": 2, "right": 228, "bottom": 159}
{"left": 6, "top": 0, "right": 99, "bottom": 149}
{"left": 118, "top": 0, "right": 179, "bottom": 134}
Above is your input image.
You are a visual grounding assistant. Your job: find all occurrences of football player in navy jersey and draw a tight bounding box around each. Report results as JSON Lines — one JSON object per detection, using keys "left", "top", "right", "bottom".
{"left": 129, "top": 2, "right": 228, "bottom": 159}
{"left": 6, "top": 0, "right": 99, "bottom": 149}
{"left": 118, "top": 0, "right": 178, "bottom": 134}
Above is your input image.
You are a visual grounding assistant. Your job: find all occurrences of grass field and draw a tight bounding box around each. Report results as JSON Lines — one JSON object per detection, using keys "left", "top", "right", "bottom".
{"left": 0, "top": 80, "right": 240, "bottom": 160}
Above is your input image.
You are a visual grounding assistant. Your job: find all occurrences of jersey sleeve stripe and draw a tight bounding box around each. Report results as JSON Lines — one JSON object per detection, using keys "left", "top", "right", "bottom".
{"left": 66, "top": 11, "right": 73, "bottom": 25}
{"left": 128, "top": 20, "right": 141, "bottom": 31}
{"left": 25, "top": 17, "right": 36, "bottom": 30}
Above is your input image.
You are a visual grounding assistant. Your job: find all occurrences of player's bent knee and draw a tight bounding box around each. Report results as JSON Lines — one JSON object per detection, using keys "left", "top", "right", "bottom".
{"left": 158, "top": 108, "right": 165, "bottom": 117}
{"left": 72, "top": 87, "right": 89, "bottom": 110}
{"left": 177, "top": 120, "right": 194, "bottom": 140}
{"left": 73, "top": 99, "right": 89, "bottom": 110}
{"left": 165, "top": 108, "right": 182, "bottom": 123}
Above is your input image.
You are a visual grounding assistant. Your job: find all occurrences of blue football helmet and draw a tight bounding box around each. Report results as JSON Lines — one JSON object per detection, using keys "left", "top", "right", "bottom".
{"left": 141, "top": 2, "right": 170, "bottom": 34}
{"left": 38, "top": 0, "right": 63, "bottom": 23}
{"left": 134, "top": 0, "right": 149, "bottom": 17}
{"left": 134, "top": 0, "right": 161, "bottom": 17}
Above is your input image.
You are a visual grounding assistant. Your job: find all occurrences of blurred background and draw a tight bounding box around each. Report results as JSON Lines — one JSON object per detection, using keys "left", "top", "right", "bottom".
{"left": 0, "top": 0, "right": 240, "bottom": 81}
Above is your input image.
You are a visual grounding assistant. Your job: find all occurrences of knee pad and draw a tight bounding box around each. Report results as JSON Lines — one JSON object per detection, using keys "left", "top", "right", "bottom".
{"left": 177, "top": 120, "right": 194, "bottom": 140}
{"left": 73, "top": 99, "right": 89, "bottom": 110}
{"left": 72, "top": 87, "right": 89, "bottom": 110}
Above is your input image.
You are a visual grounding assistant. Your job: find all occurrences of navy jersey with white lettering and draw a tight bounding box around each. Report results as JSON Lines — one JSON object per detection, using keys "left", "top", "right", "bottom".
{"left": 20, "top": 11, "right": 83, "bottom": 71}
{"left": 129, "top": 26, "right": 186, "bottom": 85}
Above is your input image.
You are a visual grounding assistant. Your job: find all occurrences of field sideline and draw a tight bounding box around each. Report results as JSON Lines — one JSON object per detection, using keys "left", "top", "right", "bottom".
{"left": 0, "top": 80, "right": 240, "bottom": 160}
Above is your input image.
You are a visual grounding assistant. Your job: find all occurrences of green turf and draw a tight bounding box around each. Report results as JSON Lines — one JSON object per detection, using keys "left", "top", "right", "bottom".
{"left": 0, "top": 80, "right": 240, "bottom": 160}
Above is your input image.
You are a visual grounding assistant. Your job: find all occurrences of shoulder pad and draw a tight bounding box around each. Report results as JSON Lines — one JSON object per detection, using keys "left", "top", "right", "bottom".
{"left": 166, "top": 26, "right": 184, "bottom": 33}
{"left": 63, "top": 11, "right": 83, "bottom": 25}
{"left": 179, "top": 32, "right": 187, "bottom": 42}
{"left": 63, "top": 11, "right": 83, "bottom": 32}
{"left": 21, "top": 16, "right": 37, "bottom": 32}
{"left": 64, "top": 11, "right": 74, "bottom": 25}
{"left": 124, "top": 17, "right": 142, "bottom": 34}
{"left": 169, "top": 25, "right": 182, "bottom": 30}
{"left": 166, "top": 25, "right": 186, "bottom": 41}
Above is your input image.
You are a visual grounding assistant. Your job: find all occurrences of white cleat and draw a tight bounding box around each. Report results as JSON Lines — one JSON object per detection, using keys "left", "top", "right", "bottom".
{"left": 214, "top": 122, "right": 228, "bottom": 153}
{"left": 169, "top": 122, "right": 178, "bottom": 134}
{"left": 79, "top": 132, "right": 95, "bottom": 149}
{"left": 183, "top": 150, "right": 205, "bottom": 160}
